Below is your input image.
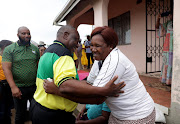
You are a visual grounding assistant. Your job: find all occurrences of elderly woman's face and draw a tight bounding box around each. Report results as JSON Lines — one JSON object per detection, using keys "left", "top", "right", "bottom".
{"left": 90, "top": 34, "right": 112, "bottom": 61}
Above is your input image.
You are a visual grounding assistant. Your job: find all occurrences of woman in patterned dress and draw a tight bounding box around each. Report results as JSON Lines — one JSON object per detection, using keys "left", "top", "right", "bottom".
{"left": 156, "top": 11, "right": 173, "bottom": 85}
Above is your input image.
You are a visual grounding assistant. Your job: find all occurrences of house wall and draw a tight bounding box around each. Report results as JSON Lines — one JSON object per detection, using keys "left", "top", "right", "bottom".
{"left": 74, "top": 9, "right": 94, "bottom": 28}
{"left": 68, "top": 0, "right": 147, "bottom": 73}
{"left": 107, "top": 0, "right": 146, "bottom": 73}
{"left": 166, "top": 0, "right": 180, "bottom": 123}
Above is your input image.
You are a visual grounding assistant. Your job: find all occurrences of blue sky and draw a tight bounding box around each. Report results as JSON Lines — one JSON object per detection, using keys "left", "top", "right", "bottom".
{"left": 0, "top": 0, "right": 92, "bottom": 45}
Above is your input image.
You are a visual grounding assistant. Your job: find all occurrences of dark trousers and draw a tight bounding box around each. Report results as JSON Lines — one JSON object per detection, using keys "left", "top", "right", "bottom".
{"left": 0, "top": 80, "right": 14, "bottom": 124}
{"left": 30, "top": 98, "right": 75, "bottom": 124}
{"left": 13, "top": 85, "right": 36, "bottom": 124}
{"left": 86, "top": 53, "right": 94, "bottom": 68}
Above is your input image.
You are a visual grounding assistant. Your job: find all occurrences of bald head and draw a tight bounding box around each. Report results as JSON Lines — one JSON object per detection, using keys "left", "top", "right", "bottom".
{"left": 18, "top": 26, "right": 30, "bottom": 33}
{"left": 56, "top": 25, "right": 79, "bottom": 53}
{"left": 17, "top": 26, "right": 31, "bottom": 45}
{"left": 57, "top": 25, "right": 76, "bottom": 37}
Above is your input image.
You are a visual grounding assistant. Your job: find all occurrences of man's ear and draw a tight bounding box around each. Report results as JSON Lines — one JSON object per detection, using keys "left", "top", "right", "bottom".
{"left": 63, "top": 32, "right": 69, "bottom": 40}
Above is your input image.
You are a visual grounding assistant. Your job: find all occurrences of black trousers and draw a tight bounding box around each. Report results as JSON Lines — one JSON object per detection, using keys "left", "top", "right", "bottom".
{"left": 13, "top": 85, "right": 36, "bottom": 124}
{"left": 30, "top": 98, "right": 75, "bottom": 124}
{"left": 86, "top": 53, "right": 94, "bottom": 68}
{"left": 0, "top": 80, "right": 14, "bottom": 124}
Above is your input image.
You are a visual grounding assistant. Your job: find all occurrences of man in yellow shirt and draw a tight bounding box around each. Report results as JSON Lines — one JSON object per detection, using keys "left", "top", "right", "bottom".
{"left": 31, "top": 25, "right": 125, "bottom": 124}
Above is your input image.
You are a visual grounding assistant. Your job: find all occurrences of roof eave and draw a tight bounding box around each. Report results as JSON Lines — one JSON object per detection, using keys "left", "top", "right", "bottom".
{"left": 53, "top": 0, "right": 81, "bottom": 26}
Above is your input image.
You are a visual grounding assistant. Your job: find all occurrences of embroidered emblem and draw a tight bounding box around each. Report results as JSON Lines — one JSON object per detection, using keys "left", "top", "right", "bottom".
{"left": 32, "top": 50, "right": 36, "bottom": 54}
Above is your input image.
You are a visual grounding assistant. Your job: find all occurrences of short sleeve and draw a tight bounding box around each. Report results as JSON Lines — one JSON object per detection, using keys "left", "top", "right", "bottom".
{"left": 53, "top": 56, "right": 77, "bottom": 86}
{"left": 102, "top": 102, "right": 111, "bottom": 112}
{"left": 2, "top": 46, "right": 13, "bottom": 63}
{"left": 87, "top": 60, "right": 99, "bottom": 85}
{"left": 85, "top": 41, "right": 90, "bottom": 46}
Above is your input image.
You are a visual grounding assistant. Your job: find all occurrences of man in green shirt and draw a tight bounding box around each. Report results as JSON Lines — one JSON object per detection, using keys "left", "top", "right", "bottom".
{"left": 2, "top": 26, "right": 40, "bottom": 124}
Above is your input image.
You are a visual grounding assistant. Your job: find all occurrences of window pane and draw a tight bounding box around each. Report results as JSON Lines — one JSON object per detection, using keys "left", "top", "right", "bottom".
{"left": 108, "top": 11, "right": 131, "bottom": 45}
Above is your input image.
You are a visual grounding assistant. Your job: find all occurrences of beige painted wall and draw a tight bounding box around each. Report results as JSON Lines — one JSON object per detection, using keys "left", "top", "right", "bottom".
{"left": 91, "top": 0, "right": 109, "bottom": 27}
{"left": 171, "top": 0, "right": 180, "bottom": 104}
{"left": 166, "top": 1, "right": 180, "bottom": 123}
{"left": 108, "top": 0, "right": 146, "bottom": 73}
{"left": 70, "top": 0, "right": 147, "bottom": 73}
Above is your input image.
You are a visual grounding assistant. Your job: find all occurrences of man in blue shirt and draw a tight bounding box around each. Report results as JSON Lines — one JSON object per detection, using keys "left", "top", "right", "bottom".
{"left": 85, "top": 35, "right": 94, "bottom": 69}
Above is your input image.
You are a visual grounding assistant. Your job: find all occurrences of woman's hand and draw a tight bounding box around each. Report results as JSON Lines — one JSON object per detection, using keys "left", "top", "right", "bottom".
{"left": 76, "top": 105, "right": 86, "bottom": 121}
{"left": 76, "top": 111, "right": 84, "bottom": 121}
{"left": 43, "top": 79, "right": 59, "bottom": 95}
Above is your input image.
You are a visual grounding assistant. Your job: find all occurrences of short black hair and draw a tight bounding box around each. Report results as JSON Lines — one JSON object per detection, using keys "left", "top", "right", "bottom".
{"left": 0, "top": 40, "right": 12, "bottom": 49}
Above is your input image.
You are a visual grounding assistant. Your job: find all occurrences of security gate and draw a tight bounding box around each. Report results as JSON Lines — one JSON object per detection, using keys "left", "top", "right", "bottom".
{"left": 146, "top": 0, "right": 172, "bottom": 73}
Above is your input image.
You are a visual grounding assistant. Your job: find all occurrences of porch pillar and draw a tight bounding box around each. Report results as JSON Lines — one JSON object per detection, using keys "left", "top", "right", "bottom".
{"left": 166, "top": 0, "right": 180, "bottom": 123}
{"left": 91, "top": 0, "right": 109, "bottom": 27}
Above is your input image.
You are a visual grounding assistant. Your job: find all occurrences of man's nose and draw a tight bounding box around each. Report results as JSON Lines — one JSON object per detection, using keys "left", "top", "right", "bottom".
{"left": 25, "top": 34, "right": 30, "bottom": 37}
{"left": 90, "top": 46, "right": 96, "bottom": 51}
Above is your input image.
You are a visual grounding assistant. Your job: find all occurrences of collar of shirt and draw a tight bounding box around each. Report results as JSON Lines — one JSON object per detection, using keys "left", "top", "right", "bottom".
{"left": 98, "top": 60, "right": 104, "bottom": 70}
{"left": 53, "top": 40, "right": 73, "bottom": 57}
{"left": 53, "top": 40, "right": 66, "bottom": 48}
